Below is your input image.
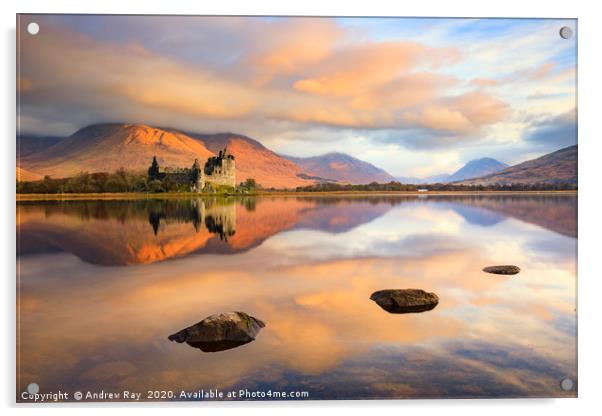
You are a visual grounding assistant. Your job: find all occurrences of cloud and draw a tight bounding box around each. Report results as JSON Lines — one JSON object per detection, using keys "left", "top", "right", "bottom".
{"left": 469, "top": 63, "right": 557, "bottom": 90}
{"left": 470, "top": 78, "right": 499, "bottom": 88}
{"left": 525, "top": 110, "right": 577, "bottom": 149}
{"left": 18, "top": 16, "right": 508, "bottom": 148}
{"left": 17, "top": 15, "right": 576, "bottom": 166}
{"left": 243, "top": 19, "right": 344, "bottom": 86}
{"left": 292, "top": 41, "right": 459, "bottom": 97}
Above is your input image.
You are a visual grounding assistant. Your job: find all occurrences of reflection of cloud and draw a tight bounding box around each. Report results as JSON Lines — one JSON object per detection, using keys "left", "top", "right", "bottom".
{"left": 447, "top": 204, "right": 506, "bottom": 227}
{"left": 228, "top": 341, "right": 575, "bottom": 399}
{"left": 527, "top": 237, "right": 576, "bottom": 263}
{"left": 18, "top": 240, "right": 575, "bottom": 397}
{"left": 17, "top": 196, "right": 577, "bottom": 399}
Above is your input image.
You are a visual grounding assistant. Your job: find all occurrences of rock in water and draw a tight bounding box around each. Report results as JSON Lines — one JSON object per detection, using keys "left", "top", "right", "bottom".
{"left": 168, "top": 311, "right": 265, "bottom": 352}
{"left": 483, "top": 265, "right": 520, "bottom": 275}
{"left": 370, "top": 289, "right": 439, "bottom": 314}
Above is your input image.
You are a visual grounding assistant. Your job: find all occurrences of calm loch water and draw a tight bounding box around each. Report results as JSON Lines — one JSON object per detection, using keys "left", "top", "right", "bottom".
{"left": 16, "top": 194, "right": 577, "bottom": 400}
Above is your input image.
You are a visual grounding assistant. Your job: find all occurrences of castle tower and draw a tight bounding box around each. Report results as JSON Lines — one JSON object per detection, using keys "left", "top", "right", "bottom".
{"left": 221, "top": 147, "right": 235, "bottom": 186}
{"left": 203, "top": 147, "right": 236, "bottom": 187}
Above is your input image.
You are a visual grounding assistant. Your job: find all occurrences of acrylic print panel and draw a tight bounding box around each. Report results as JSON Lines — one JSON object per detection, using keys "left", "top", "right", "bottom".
{"left": 16, "top": 14, "right": 577, "bottom": 402}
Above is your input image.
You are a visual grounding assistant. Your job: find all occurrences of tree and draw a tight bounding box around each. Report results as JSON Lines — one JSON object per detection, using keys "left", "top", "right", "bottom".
{"left": 148, "top": 179, "right": 164, "bottom": 193}
{"left": 190, "top": 159, "right": 201, "bottom": 184}
{"left": 240, "top": 178, "right": 258, "bottom": 190}
{"left": 148, "top": 156, "right": 160, "bottom": 181}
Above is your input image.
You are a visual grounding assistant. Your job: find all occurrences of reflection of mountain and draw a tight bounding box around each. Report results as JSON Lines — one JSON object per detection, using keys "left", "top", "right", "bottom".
{"left": 17, "top": 194, "right": 576, "bottom": 267}
{"left": 435, "top": 195, "right": 576, "bottom": 237}
{"left": 446, "top": 204, "right": 506, "bottom": 227}
{"left": 17, "top": 197, "right": 395, "bottom": 266}
{"left": 18, "top": 199, "right": 222, "bottom": 266}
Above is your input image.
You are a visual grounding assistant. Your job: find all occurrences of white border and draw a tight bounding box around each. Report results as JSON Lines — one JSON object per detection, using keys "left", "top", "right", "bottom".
{"left": 2, "top": 0, "right": 601, "bottom": 415}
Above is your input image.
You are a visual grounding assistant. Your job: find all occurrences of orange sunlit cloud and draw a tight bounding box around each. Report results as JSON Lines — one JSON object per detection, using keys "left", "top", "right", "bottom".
{"left": 18, "top": 18, "right": 502, "bottom": 136}
{"left": 17, "top": 15, "right": 577, "bottom": 177}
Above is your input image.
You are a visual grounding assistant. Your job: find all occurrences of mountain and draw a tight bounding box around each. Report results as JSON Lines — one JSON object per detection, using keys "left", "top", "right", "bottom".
{"left": 18, "top": 124, "right": 315, "bottom": 188}
{"left": 16, "top": 166, "right": 44, "bottom": 181}
{"left": 457, "top": 145, "right": 577, "bottom": 185}
{"left": 17, "top": 135, "right": 66, "bottom": 181}
{"left": 395, "top": 158, "right": 507, "bottom": 184}
{"left": 173, "top": 132, "right": 314, "bottom": 189}
{"left": 395, "top": 176, "right": 425, "bottom": 184}
{"left": 447, "top": 158, "right": 509, "bottom": 182}
{"left": 17, "top": 135, "right": 65, "bottom": 158}
{"left": 424, "top": 173, "right": 453, "bottom": 184}
{"left": 284, "top": 152, "right": 395, "bottom": 184}
{"left": 19, "top": 123, "right": 215, "bottom": 179}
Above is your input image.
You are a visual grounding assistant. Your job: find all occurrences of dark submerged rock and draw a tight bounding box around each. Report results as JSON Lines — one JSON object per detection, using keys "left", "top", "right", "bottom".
{"left": 370, "top": 289, "right": 439, "bottom": 314}
{"left": 168, "top": 311, "right": 265, "bottom": 352}
{"left": 482, "top": 265, "right": 520, "bottom": 275}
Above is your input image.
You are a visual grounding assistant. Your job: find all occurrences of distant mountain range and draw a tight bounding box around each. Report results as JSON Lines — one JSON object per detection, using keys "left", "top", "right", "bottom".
{"left": 284, "top": 152, "right": 395, "bottom": 184}
{"left": 396, "top": 157, "right": 509, "bottom": 184}
{"left": 16, "top": 123, "right": 577, "bottom": 188}
{"left": 456, "top": 145, "right": 577, "bottom": 185}
{"left": 446, "top": 158, "right": 509, "bottom": 182}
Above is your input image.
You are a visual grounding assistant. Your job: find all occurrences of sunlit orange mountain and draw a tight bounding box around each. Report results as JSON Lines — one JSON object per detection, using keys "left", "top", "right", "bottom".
{"left": 173, "top": 131, "right": 316, "bottom": 189}
{"left": 18, "top": 123, "right": 405, "bottom": 188}
{"left": 16, "top": 166, "right": 43, "bottom": 181}
{"left": 19, "top": 123, "right": 215, "bottom": 179}
{"left": 19, "top": 123, "right": 319, "bottom": 189}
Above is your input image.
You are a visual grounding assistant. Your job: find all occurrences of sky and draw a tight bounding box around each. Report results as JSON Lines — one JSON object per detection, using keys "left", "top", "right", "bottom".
{"left": 17, "top": 15, "right": 577, "bottom": 178}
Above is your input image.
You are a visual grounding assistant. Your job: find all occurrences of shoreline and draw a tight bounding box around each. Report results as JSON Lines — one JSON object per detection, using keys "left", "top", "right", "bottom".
{"left": 16, "top": 190, "right": 578, "bottom": 201}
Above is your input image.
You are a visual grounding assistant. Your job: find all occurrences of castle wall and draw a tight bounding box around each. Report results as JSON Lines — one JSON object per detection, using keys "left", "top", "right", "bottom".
{"left": 149, "top": 149, "right": 234, "bottom": 192}
{"left": 205, "top": 158, "right": 236, "bottom": 187}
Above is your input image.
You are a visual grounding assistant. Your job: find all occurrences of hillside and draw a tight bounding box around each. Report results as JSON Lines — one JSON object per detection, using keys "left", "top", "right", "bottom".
{"left": 174, "top": 131, "right": 315, "bottom": 189}
{"left": 16, "top": 166, "right": 44, "bottom": 181}
{"left": 19, "top": 124, "right": 215, "bottom": 179}
{"left": 18, "top": 124, "right": 317, "bottom": 188}
{"left": 17, "top": 135, "right": 64, "bottom": 158}
{"left": 397, "top": 158, "right": 508, "bottom": 184}
{"left": 457, "top": 145, "right": 577, "bottom": 185}
{"left": 285, "top": 152, "right": 395, "bottom": 184}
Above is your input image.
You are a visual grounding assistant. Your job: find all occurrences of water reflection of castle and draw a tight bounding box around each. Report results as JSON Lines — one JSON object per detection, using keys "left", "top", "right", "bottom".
{"left": 148, "top": 199, "right": 236, "bottom": 241}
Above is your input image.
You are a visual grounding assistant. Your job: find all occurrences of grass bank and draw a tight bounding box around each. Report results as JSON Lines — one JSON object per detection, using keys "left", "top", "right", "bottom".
{"left": 16, "top": 190, "right": 577, "bottom": 201}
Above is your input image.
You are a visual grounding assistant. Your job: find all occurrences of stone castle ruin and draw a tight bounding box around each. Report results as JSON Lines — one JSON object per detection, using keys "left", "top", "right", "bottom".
{"left": 148, "top": 148, "right": 235, "bottom": 192}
